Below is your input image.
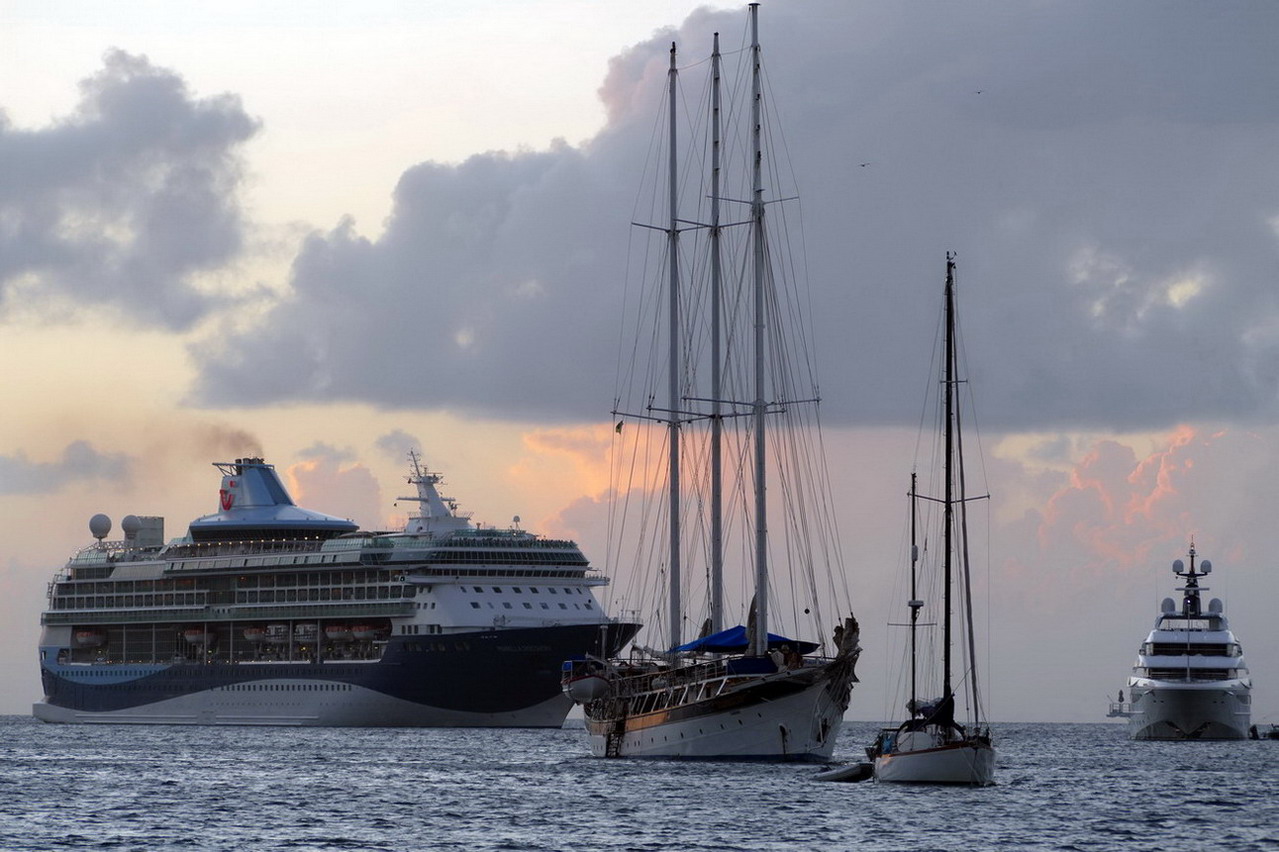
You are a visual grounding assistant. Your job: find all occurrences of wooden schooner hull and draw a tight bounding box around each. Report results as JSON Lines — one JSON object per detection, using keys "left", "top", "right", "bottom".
{"left": 583, "top": 658, "right": 854, "bottom": 760}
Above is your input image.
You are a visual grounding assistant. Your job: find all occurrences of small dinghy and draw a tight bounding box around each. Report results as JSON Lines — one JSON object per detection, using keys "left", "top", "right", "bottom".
{"left": 814, "top": 762, "right": 874, "bottom": 783}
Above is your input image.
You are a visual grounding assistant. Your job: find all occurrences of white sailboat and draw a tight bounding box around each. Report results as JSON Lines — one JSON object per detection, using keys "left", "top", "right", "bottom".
{"left": 562, "top": 3, "right": 860, "bottom": 760}
{"left": 869, "top": 254, "right": 995, "bottom": 785}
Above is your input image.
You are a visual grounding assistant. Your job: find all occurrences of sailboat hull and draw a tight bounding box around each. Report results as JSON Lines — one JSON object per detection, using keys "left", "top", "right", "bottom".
{"left": 874, "top": 736, "right": 995, "bottom": 785}
{"left": 583, "top": 660, "right": 853, "bottom": 760}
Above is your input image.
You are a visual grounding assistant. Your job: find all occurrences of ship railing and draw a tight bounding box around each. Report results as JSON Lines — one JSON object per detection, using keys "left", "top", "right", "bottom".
{"left": 41, "top": 600, "right": 414, "bottom": 625}
{"left": 164, "top": 538, "right": 330, "bottom": 560}
{"left": 42, "top": 605, "right": 206, "bottom": 625}
{"left": 401, "top": 566, "right": 609, "bottom": 581}
{"left": 595, "top": 658, "right": 729, "bottom": 699}
{"left": 1147, "top": 642, "right": 1236, "bottom": 657}
{"left": 1144, "top": 667, "right": 1237, "bottom": 681}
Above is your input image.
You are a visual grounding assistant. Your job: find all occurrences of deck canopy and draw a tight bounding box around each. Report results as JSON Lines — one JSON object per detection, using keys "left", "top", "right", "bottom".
{"left": 673, "top": 625, "right": 818, "bottom": 655}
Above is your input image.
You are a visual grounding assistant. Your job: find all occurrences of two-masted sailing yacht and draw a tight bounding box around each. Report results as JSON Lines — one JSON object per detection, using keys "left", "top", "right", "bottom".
{"left": 562, "top": 4, "right": 860, "bottom": 759}
{"left": 868, "top": 254, "right": 995, "bottom": 784}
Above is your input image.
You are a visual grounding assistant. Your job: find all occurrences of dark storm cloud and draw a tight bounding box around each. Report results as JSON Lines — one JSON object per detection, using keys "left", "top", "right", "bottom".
{"left": 0, "top": 50, "right": 259, "bottom": 330}
{"left": 0, "top": 441, "right": 131, "bottom": 495}
{"left": 189, "top": 1, "right": 1279, "bottom": 431}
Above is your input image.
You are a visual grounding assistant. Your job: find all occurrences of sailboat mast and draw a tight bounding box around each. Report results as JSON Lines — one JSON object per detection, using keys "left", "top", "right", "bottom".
{"left": 955, "top": 324, "right": 983, "bottom": 725}
{"left": 909, "top": 472, "right": 920, "bottom": 712}
{"left": 943, "top": 252, "right": 956, "bottom": 699}
{"left": 748, "top": 2, "right": 769, "bottom": 658}
{"left": 709, "top": 32, "right": 724, "bottom": 635}
{"left": 666, "top": 42, "right": 683, "bottom": 653}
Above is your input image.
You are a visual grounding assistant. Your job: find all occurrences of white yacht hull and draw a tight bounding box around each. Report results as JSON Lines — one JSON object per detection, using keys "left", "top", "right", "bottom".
{"left": 873, "top": 729, "right": 995, "bottom": 785}
{"left": 584, "top": 665, "right": 851, "bottom": 760}
{"left": 1128, "top": 681, "right": 1250, "bottom": 740}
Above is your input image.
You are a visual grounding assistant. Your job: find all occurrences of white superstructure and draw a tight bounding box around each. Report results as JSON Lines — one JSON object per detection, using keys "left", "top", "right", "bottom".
{"left": 1126, "top": 545, "right": 1250, "bottom": 740}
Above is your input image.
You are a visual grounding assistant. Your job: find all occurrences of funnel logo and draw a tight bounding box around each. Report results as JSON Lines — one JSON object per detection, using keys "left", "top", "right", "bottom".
{"left": 220, "top": 486, "right": 235, "bottom": 511}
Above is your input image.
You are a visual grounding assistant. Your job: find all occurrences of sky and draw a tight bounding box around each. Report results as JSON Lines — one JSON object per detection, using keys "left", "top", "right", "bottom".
{"left": 2, "top": 0, "right": 1278, "bottom": 725}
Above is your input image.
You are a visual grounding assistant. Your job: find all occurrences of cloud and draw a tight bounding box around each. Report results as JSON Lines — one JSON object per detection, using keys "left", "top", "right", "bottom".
{"left": 937, "top": 423, "right": 1279, "bottom": 720}
{"left": 375, "top": 429, "right": 421, "bottom": 463}
{"left": 185, "top": 423, "right": 264, "bottom": 460}
{"left": 0, "top": 441, "right": 132, "bottom": 495}
{"left": 297, "top": 441, "right": 357, "bottom": 464}
{"left": 0, "top": 49, "right": 259, "bottom": 330}
{"left": 998, "top": 425, "right": 1275, "bottom": 593}
{"left": 118, "top": 2, "right": 1279, "bottom": 430}
{"left": 284, "top": 455, "right": 382, "bottom": 529}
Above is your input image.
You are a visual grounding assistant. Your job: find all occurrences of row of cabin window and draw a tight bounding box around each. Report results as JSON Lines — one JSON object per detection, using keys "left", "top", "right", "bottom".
{"left": 468, "top": 600, "right": 593, "bottom": 611}
{"left": 463, "top": 585, "right": 586, "bottom": 595}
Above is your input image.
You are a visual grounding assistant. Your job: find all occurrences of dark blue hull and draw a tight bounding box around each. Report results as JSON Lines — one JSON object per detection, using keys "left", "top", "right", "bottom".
{"left": 36, "top": 622, "right": 639, "bottom": 726}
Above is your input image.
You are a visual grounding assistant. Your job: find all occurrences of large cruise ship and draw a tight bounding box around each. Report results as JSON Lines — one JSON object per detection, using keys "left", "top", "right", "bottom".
{"left": 1125, "top": 544, "right": 1251, "bottom": 740}
{"left": 34, "top": 454, "right": 639, "bottom": 726}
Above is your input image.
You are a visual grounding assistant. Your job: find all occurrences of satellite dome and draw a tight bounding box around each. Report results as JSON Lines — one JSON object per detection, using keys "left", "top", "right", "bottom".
{"left": 1208, "top": 598, "right": 1223, "bottom": 614}
{"left": 122, "top": 515, "right": 141, "bottom": 536}
{"left": 1172, "top": 559, "right": 1184, "bottom": 573}
{"left": 1200, "top": 559, "right": 1212, "bottom": 574}
{"left": 1160, "top": 597, "right": 1175, "bottom": 614}
{"left": 89, "top": 514, "right": 112, "bottom": 540}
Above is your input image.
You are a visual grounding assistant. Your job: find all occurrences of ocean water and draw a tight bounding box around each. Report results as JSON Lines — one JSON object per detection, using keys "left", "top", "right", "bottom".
{"left": 1, "top": 716, "right": 1276, "bottom": 851}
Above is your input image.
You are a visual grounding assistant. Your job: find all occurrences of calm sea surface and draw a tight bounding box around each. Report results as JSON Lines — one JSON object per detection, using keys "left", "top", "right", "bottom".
{"left": 1, "top": 716, "right": 1276, "bottom": 851}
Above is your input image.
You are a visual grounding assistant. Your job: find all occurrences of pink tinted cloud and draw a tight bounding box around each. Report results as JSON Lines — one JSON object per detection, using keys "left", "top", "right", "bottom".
{"left": 1034, "top": 430, "right": 1193, "bottom": 577}
{"left": 1019, "top": 425, "right": 1270, "bottom": 589}
{"left": 285, "top": 458, "right": 382, "bottom": 529}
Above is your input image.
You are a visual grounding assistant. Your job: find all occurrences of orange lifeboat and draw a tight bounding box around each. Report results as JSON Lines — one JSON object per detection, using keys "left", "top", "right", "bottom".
{"left": 324, "top": 624, "right": 352, "bottom": 642}
{"left": 351, "top": 624, "right": 382, "bottom": 641}
{"left": 183, "top": 627, "right": 214, "bottom": 645}
{"left": 73, "top": 629, "right": 106, "bottom": 648}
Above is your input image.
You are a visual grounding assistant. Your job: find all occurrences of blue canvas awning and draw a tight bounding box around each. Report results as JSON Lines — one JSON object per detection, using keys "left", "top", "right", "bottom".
{"left": 672, "top": 625, "right": 818, "bottom": 655}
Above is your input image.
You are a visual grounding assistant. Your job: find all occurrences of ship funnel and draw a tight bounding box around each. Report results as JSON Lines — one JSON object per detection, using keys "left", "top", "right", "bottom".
{"left": 216, "top": 457, "right": 295, "bottom": 513}
{"left": 189, "top": 457, "right": 357, "bottom": 542}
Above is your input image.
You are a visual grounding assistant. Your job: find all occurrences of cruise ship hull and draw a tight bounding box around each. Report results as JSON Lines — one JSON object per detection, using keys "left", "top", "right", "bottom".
{"left": 1128, "top": 682, "right": 1251, "bottom": 740}
{"left": 35, "top": 624, "right": 637, "bottom": 727}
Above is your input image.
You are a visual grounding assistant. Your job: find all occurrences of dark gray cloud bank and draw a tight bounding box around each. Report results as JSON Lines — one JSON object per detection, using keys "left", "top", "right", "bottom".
{"left": 11, "top": 3, "right": 1277, "bottom": 431}
{"left": 0, "top": 442, "right": 130, "bottom": 495}
{"left": 0, "top": 50, "right": 259, "bottom": 330}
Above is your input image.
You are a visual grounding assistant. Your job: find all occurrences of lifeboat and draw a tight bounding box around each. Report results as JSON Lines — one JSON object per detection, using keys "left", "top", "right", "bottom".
{"left": 183, "top": 628, "right": 215, "bottom": 645}
{"left": 324, "top": 624, "right": 352, "bottom": 642}
{"left": 242, "top": 626, "right": 267, "bottom": 643}
{"left": 563, "top": 673, "right": 610, "bottom": 704}
{"left": 73, "top": 629, "right": 106, "bottom": 648}
{"left": 351, "top": 624, "right": 383, "bottom": 641}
